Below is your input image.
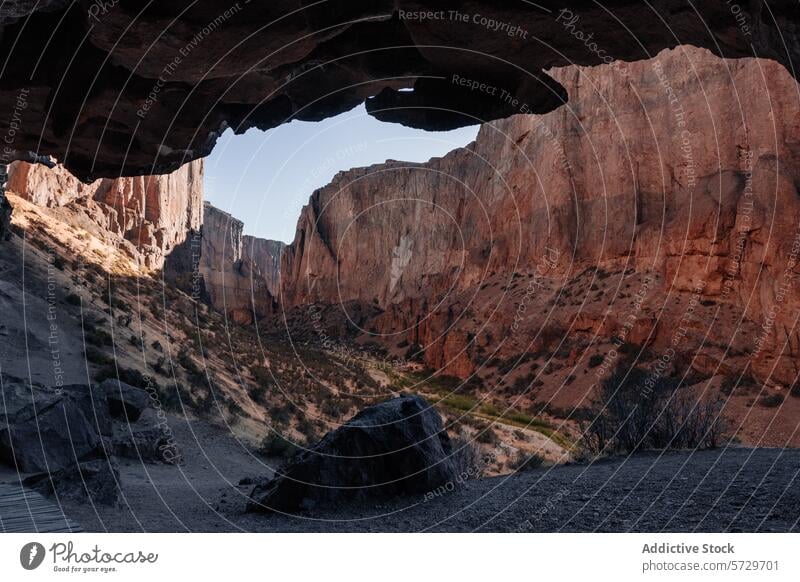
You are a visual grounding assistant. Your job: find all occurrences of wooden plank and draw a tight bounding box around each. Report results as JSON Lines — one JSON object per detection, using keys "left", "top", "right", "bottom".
{"left": 0, "top": 484, "right": 82, "bottom": 533}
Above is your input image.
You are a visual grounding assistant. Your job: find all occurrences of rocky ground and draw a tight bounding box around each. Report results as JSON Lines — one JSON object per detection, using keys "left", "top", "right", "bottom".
{"left": 29, "top": 414, "right": 797, "bottom": 533}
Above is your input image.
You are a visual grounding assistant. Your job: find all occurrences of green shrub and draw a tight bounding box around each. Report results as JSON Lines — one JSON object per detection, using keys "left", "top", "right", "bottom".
{"left": 580, "top": 365, "right": 727, "bottom": 455}
{"left": 65, "top": 293, "right": 82, "bottom": 306}
{"left": 258, "top": 433, "right": 300, "bottom": 459}
{"left": 52, "top": 255, "right": 66, "bottom": 270}
{"left": 476, "top": 427, "right": 499, "bottom": 445}
{"left": 588, "top": 354, "right": 604, "bottom": 368}
{"left": 511, "top": 451, "right": 545, "bottom": 472}
{"left": 84, "top": 346, "right": 113, "bottom": 366}
{"left": 759, "top": 393, "right": 784, "bottom": 408}
{"left": 85, "top": 327, "right": 113, "bottom": 347}
{"left": 248, "top": 384, "right": 268, "bottom": 405}
{"left": 251, "top": 365, "right": 272, "bottom": 386}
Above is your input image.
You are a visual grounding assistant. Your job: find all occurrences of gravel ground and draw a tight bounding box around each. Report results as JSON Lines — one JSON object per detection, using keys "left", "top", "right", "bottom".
{"left": 38, "top": 415, "right": 800, "bottom": 532}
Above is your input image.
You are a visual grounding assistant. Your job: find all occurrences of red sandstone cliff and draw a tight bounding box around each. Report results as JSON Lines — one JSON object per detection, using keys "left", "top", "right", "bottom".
{"left": 7, "top": 159, "right": 204, "bottom": 270}
{"left": 279, "top": 46, "right": 800, "bottom": 387}
{"left": 6, "top": 160, "right": 284, "bottom": 326}
{"left": 200, "top": 202, "right": 283, "bottom": 325}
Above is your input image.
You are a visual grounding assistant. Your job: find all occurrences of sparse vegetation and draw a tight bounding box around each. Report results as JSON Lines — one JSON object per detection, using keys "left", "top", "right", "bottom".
{"left": 588, "top": 354, "right": 604, "bottom": 368}
{"left": 579, "top": 366, "right": 727, "bottom": 456}
{"left": 759, "top": 393, "right": 784, "bottom": 408}
{"left": 247, "top": 384, "right": 268, "bottom": 405}
{"left": 65, "top": 292, "right": 82, "bottom": 306}
{"left": 84, "top": 346, "right": 113, "bottom": 366}
{"left": 258, "top": 433, "right": 300, "bottom": 459}
{"left": 510, "top": 451, "right": 545, "bottom": 472}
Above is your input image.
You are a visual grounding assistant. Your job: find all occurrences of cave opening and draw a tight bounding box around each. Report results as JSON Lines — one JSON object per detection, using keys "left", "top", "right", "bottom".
{"left": 203, "top": 103, "right": 479, "bottom": 244}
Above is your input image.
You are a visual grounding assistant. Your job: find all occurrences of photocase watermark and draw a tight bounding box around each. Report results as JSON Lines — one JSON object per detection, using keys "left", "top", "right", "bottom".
{"left": 591, "top": 273, "right": 654, "bottom": 381}
{"left": 20, "top": 540, "right": 159, "bottom": 573}
{"left": 639, "top": 280, "right": 705, "bottom": 398}
{"left": 555, "top": 8, "right": 628, "bottom": 74}
{"left": 1, "top": 88, "right": 30, "bottom": 235}
{"left": 3, "top": 87, "right": 29, "bottom": 147}
{"left": 138, "top": 373, "right": 181, "bottom": 463}
{"left": 398, "top": 9, "right": 529, "bottom": 39}
{"left": 189, "top": 229, "right": 203, "bottom": 301}
{"left": 276, "top": 141, "right": 370, "bottom": 231}
{"left": 306, "top": 300, "right": 361, "bottom": 369}
{"left": 137, "top": 2, "right": 247, "bottom": 119}
{"left": 20, "top": 542, "right": 46, "bottom": 570}
{"left": 451, "top": 74, "right": 538, "bottom": 114}
{"left": 21, "top": 541, "right": 158, "bottom": 573}
{"left": 752, "top": 224, "right": 800, "bottom": 358}
{"left": 87, "top": 0, "right": 120, "bottom": 22}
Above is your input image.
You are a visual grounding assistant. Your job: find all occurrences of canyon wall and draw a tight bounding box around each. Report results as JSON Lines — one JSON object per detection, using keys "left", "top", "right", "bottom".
{"left": 198, "top": 203, "right": 283, "bottom": 325}
{"left": 280, "top": 46, "right": 800, "bottom": 384}
{"left": 6, "top": 162, "right": 284, "bottom": 326}
{"left": 7, "top": 159, "right": 204, "bottom": 270}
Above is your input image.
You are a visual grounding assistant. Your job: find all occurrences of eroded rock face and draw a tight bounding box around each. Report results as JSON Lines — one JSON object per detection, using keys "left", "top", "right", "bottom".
{"left": 247, "top": 395, "right": 454, "bottom": 513}
{"left": 0, "top": 375, "right": 173, "bottom": 477}
{"left": 5, "top": 160, "right": 284, "bottom": 324}
{"left": 7, "top": 159, "right": 204, "bottom": 270}
{"left": 199, "top": 203, "right": 283, "bottom": 325}
{"left": 0, "top": 1, "right": 795, "bottom": 180}
{"left": 279, "top": 47, "right": 800, "bottom": 383}
{"left": 0, "top": 380, "right": 105, "bottom": 473}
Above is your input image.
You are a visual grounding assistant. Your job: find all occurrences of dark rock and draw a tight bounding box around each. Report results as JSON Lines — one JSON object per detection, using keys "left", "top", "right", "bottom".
{"left": 0, "top": 2, "right": 796, "bottom": 180}
{"left": 0, "top": 374, "right": 176, "bottom": 483}
{"left": 24, "top": 458, "right": 121, "bottom": 505}
{"left": 112, "top": 408, "right": 180, "bottom": 464}
{"left": 0, "top": 190, "right": 11, "bottom": 241}
{"left": 99, "top": 378, "right": 151, "bottom": 423}
{"left": 61, "top": 383, "right": 112, "bottom": 437}
{"left": 247, "top": 395, "right": 455, "bottom": 513}
{"left": 0, "top": 378, "right": 106, "bottom": 473}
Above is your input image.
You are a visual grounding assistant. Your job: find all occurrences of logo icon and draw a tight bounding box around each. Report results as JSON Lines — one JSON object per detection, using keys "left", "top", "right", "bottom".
{"left": 20, "top": 542, "right": 46, "bottom": 570}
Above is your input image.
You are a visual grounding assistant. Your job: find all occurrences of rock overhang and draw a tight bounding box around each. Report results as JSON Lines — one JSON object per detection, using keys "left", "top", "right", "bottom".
{"left": 0, "top": 1, "right": 796, "bottom": 181}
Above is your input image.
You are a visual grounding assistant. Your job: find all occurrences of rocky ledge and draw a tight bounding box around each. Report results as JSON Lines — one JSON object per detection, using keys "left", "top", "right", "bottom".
{"left": 0, "top": 1, "right": 795, "bottom": 180}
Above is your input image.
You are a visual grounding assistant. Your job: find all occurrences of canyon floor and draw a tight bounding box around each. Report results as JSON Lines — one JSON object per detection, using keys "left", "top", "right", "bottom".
{"left": 12, "top": 413, "right": 796, "bottom": 533}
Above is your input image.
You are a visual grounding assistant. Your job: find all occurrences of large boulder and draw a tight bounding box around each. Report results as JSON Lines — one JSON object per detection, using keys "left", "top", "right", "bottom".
{"left": 0, "top": 375, "right": 171, "bottom": 474}
{"left": 0, "top": 379, "right": 106, "bottom": 473}
{"left": 99, "top": 379, "right": 151, "bottom": 423}
{"left": 112, "top": 408, "right": 180, "bottom": 464}
{"left": 248, "top": 395, "right": 455, "bottom": 513}
{"left": 60, "top": 383, "right": 112, "bottom": 437}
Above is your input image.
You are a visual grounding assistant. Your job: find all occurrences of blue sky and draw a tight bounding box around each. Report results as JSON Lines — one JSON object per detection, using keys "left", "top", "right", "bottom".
{"left": 204, "top": 104, "right": 479, "bottom": 242}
